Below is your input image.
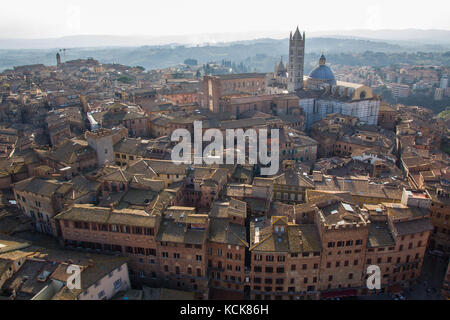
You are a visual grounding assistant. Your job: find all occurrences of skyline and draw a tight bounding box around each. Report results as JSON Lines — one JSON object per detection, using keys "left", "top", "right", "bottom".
{"left": 1, "top": 0, "right": 450, "bottom": 40}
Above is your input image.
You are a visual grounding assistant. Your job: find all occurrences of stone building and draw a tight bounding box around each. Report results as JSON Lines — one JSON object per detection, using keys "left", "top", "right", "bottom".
{"left": 86, "top": 128, "right": 127, "bottom": 166}
{"left": 281, "top": 29, "right": 381, "bottom": 129}
{"left": 207, "top": 200, "right": 248, "bottom": 299}
{"left": 13, "top": 177, "right": 73, "bottom": 235}
{"left": 249, "top": 216, "right": 322, "bottom": 300}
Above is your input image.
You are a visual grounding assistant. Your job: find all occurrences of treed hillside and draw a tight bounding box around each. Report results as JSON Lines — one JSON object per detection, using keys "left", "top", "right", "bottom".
{"left": 1, "top": 37, "right": 449, "bottom": 72}
{"left": 437, "top": 108, "right": 450, "bottom": 120}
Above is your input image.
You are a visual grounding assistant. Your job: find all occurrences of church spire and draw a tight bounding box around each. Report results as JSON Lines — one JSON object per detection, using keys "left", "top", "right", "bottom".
{"left": 293, "top": 26, "right": 302, "bottom": 40}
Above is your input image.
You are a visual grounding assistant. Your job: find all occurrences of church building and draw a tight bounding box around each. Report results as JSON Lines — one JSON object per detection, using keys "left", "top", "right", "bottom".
{"left": 285, "top": 27, "right": 381, "bottom": 129}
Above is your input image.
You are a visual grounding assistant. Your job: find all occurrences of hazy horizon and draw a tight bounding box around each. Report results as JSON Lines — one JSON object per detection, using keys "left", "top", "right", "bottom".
{"left": 1, "top": 0, "right": 450, "bottom": 40}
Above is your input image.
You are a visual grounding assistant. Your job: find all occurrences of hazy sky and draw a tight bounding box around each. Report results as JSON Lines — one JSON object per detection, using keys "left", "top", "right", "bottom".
{"left": 2, "top": 0, "right": 450, "bottom": 38}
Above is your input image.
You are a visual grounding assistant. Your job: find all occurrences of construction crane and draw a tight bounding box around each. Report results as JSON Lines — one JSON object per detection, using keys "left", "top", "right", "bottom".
{"left": 59, "top": 48, "right": 71, "bottom": 61}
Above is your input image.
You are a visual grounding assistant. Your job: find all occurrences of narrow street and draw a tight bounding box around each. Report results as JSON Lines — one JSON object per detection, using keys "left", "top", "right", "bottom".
{"left": 404, "top": 253, "right": 448, "bottom": 300}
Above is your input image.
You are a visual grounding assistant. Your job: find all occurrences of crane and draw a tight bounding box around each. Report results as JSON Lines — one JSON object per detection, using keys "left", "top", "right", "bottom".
{"left": 59, "top": 48, "right": 72, "bottom": 61}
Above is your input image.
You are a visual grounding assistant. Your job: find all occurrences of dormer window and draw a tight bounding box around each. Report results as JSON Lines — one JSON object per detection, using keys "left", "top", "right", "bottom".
{"left": 274, "top": 226, "right": 285, "bottom": 234}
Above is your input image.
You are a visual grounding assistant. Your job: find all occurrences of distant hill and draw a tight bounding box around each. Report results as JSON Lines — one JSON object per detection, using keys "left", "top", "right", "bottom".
{"left": 0, "top": 36, "right": 449, "bottom": 72}
{"left": 1, "top": 29, "right": 450, "bottom": 49}
{"left": 310, "top": 29, "right": 450, "bottom": 45}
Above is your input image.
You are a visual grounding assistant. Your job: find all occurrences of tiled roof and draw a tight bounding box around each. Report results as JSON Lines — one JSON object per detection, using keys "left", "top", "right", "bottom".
{"left": 54, "top": 204, "right": 157, "bottom": 228}
{"left": 208, "top": 218, "right": 248, "bottom": 247}
{"left": 14, "top": 177, "right": 72, "bottom": 197}
{"left": 368, "top": 222, "right": 395, "bottom": 248}
{"left": 156, "top": 219, "right": 205, "bottom": 245}
{"left": 393, "top": 218, "right": 433, "bottom": 236}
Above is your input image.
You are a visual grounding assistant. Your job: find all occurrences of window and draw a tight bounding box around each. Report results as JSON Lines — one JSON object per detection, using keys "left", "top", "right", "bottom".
{"left": 125, "top": 246, "right": 133, "bottom": 254}
{"left": 98, "top": 290, "right": 106, "bottom": 299}
{"left": 196, "top": 255, "right": 202, "bottom": 261}
{"left": 135, "top": 247, "right": 145, "bottom": 255}
{"left": 144, "top": 228, "right": 154, "bottom": 236}
{"left": 113, "top": 278, "right": 122, "bottom": 291}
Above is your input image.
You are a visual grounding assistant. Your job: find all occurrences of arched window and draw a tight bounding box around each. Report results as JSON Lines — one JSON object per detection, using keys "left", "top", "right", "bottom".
{"left": 360, "top": 91, "right": 366, "bottom": 100}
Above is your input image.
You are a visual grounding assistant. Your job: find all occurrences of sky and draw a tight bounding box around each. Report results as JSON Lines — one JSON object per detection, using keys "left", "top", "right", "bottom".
{"left": 1, "top": 0, "right": 450, "bottom": 39}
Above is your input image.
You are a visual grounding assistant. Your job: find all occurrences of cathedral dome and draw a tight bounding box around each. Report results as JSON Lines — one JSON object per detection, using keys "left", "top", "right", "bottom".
{"left": 309, "top": 65, "right": 335, "bottom": 81}
{"left": 308, "top": 54, "right": 336, "bottom": 85}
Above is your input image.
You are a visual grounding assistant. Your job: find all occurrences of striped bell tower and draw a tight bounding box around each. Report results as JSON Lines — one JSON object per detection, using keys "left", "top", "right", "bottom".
{"left": 288, "top": 26, "right": 305, "bottom": 92}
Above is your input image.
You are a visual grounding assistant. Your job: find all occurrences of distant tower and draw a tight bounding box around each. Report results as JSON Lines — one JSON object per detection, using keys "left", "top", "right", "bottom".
{"left": 56, "top": 52, "right": 61, "bottom": 67}
{"left": 203, "top": 75, "right": 222, "bottom": 113}
{"left": 288, "top": 27, "right": 305, "bottom": 92}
